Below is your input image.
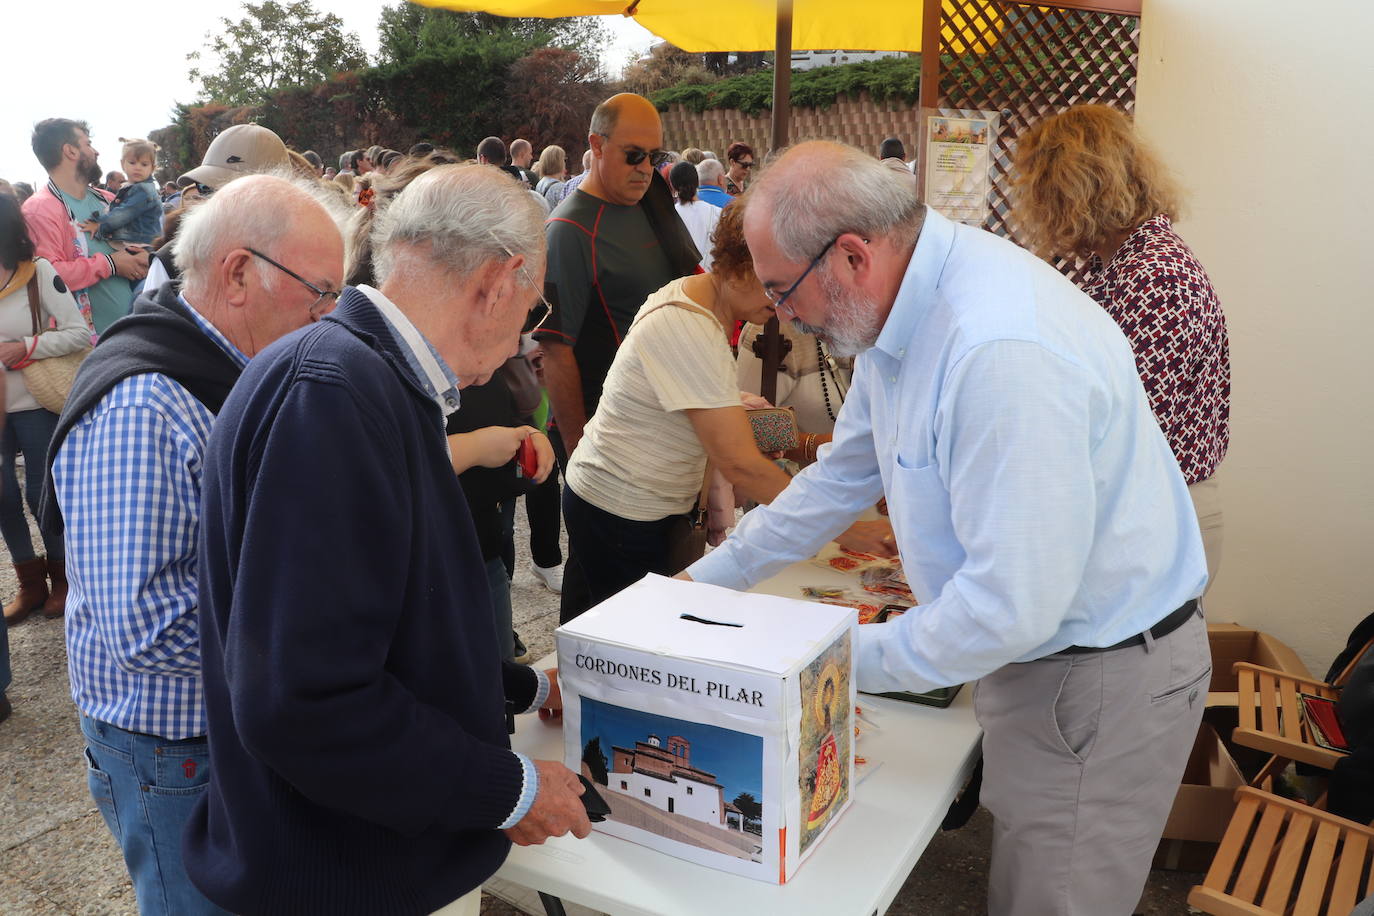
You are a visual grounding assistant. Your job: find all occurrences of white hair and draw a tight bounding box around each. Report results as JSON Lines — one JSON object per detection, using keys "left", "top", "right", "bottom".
{"left": 370, "top": 163, "right": 545, "bottom": 285}
{"left": 697, "top": 158, "right": 725, "bottom": 184}
{"left": 752, "top": 141, "right": 923, "bottom": 261}
{"left": 174, "top": 172, "right": 348, "bottom": 294}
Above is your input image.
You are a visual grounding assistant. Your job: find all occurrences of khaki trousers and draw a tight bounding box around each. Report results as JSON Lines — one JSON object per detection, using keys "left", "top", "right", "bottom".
{"left": 1189, "top": 474, "right": 1223, "bottom": 594}
{"left": 429, "top": 887, "right": 480, "bottom": 916}
{"left": 975, "top": 610, "right": 1210, "bottom": 915}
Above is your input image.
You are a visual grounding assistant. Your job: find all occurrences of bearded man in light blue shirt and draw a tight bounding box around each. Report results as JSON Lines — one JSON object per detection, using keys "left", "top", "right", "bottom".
{"left": 687, "top": 141, "right": 1210, "bottom": 915}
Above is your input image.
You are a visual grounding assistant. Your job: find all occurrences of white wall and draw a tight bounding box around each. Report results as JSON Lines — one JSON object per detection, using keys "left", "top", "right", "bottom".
{"left": 1135, "top": 1, "right": 1374, "bottom": 672}
{"left": 610, "top": 771, "right": 723, "bottom": 824}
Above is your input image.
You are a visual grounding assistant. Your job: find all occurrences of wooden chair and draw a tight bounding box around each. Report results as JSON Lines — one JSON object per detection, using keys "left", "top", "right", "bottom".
{"left": 1232, "top": 638, "right": 1373, "bottom": 791}
{"left": 1189, "top": 786, "right": 1374, "bottom": 916}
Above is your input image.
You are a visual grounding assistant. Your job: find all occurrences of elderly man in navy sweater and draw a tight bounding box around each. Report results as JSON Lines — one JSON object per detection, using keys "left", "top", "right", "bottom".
{"left": 185, "top": 164, "right": 591, "bottom": 916}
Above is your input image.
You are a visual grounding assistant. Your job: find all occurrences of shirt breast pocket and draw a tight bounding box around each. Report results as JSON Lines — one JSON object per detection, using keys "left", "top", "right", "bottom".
{"left": 888, "top": 460, "right": 962, "bottom": 589}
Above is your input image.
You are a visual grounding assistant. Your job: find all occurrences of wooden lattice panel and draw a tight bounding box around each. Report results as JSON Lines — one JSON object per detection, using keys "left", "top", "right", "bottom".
{"left": 935, "top": 2, "right": 1141, "bottom": 280}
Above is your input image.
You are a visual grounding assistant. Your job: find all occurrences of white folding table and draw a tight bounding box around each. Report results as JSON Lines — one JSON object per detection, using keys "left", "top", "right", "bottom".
{"left": 489, "top": 560, "right": 983, "bottom": 916}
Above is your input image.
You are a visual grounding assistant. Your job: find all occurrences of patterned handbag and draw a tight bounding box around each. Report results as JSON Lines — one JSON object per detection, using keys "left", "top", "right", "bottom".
{"left": 747, "top": 406, "right": 799, "bottom": 453}
{"left": 18, "top": 274, "right": 90, "bottom": 414}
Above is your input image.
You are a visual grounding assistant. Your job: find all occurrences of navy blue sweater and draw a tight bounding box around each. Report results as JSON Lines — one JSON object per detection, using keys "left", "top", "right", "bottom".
{"left": 185, "top": 291, "right": 537, "bottom": 915}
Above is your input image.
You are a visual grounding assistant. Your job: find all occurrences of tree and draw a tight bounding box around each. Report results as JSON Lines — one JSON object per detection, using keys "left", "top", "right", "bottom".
{"left": 623, "top": 42, "right": 713, "bottom": 96}
{"left": 732, "top": 791, "right": 762, "bottom": 821}
{"left": 582, "top": 737, "right": 609, "bottom": 785}
{"left": 503, "top": 48, "right": 605, "bottom": 162}
{"left": 188, "top": 1, "right": 369, "bottom": 106}
{"left": 376, "top": 3, "right": 608, "bottom": 68}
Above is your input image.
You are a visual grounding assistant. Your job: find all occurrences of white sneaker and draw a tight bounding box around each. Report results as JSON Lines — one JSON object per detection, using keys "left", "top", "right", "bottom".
{"left": 532, "top": 564, "right": 563, "bottom": 594}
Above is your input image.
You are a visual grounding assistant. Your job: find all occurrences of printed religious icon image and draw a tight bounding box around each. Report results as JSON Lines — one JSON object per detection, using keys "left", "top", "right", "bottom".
{"left": 579, "top": 697, "right": 766, "bottom": 865}
{"left": 798, "top": 630, "right": 852, "bottom": 856}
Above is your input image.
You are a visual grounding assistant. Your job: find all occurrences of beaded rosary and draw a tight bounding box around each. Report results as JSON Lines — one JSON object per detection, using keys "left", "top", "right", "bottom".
{"left": 815, "top": 338, "right": 848, "bottom": 422}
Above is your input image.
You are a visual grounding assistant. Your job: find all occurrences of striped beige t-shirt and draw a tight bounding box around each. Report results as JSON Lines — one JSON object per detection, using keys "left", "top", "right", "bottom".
{"left": 567, "top": 277, "right": 741, "bottom": 521}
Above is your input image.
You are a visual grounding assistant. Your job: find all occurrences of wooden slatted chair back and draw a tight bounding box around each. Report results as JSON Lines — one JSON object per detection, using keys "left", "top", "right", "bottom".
{"left": 1189, "top": 787, "right": 1374, "bottom": 916}
{"left": 1234, "top": 663, "right": 1347, "bottom": 774}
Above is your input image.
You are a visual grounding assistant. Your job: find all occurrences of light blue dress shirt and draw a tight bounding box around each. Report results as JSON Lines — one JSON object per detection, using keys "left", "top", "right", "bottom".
{"left": 690, "top": 208, "right": 1207, "bottom": 694}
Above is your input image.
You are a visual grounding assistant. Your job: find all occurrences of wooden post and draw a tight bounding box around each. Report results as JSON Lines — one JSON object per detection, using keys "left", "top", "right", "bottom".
{"left": 916, "top": 0, "right": 943, "bottom": 201}
{"left": 759, "top": 0, "right": 795, "bottom": 403}
{"left": 770, "top": 0, "right": 794, "bottom": 153}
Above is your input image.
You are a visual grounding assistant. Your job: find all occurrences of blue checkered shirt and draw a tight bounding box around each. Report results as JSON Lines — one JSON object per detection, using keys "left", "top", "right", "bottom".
{"left": 56, "top": 299, "right": 247, "bottom": 739}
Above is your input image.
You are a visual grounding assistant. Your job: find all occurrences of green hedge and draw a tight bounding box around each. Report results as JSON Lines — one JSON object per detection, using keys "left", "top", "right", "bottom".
{"left": 651, "top": 56, "right": 921, "bottom": 116}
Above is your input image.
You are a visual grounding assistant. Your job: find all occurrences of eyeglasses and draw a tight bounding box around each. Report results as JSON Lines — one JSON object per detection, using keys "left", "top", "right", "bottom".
{"left": 625, "top": 148, "right": 672, "bottom": 168}
{"left": 738, "top": 160, "right": 755, "bottom": 169}
{"left": 766, "top": 236, "right": 839, "bottom": 312}
{"left": 523, "top": 297, "right": 551, "bottom": 334}
{"left": 597, "top": 135, "right": 670, "bottom": 169}
{"left": 491, "top": 235, "right": 552, "bottom": 334}
{"left": 246, "top": 248, "right": 340, "bottom": 318}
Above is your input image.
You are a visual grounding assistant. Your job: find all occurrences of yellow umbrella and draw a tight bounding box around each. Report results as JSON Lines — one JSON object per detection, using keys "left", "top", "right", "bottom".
{"left": 406, "top": 0, "right": 982, "bottom": 152}
{"left": 411, "top": 0, "right": 925, "bottom": 54}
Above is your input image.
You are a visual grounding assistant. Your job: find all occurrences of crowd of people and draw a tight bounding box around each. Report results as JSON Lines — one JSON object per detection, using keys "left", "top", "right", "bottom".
{"left": 0, "top": 89, "right": 1227, "bottom": 916}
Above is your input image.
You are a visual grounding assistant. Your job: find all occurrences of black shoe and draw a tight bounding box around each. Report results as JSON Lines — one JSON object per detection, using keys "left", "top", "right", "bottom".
{"left": 512, "top": 631, "right": 531, "bottom": 665}
{"left": 0, "top": 692, "right": 11, "bottom": 724}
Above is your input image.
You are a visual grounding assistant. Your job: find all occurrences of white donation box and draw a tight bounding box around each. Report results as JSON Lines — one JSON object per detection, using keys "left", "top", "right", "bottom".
{"left": 556, "top": 574, "right": 857, "bottom": 883}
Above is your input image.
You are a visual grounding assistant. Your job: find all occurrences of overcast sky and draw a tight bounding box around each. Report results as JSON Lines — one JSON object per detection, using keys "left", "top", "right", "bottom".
{"left": 0, "top": 0, "right": 657, "bottom": 186}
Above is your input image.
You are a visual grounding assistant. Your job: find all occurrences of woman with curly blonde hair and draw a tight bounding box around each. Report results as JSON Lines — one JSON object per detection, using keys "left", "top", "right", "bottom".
{"left": 1013, "top": 104, "right": 1229, "bottom": 587}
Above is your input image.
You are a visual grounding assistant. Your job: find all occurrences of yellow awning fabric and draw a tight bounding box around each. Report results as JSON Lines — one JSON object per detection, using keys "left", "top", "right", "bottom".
{"left": 408, "top": 0, "right": 927, "bottom": 54}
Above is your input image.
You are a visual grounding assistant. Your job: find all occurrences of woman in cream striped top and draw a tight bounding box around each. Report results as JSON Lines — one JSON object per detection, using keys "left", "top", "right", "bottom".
{"left": 560, "top": 202, "right": 791, "bottom": 621}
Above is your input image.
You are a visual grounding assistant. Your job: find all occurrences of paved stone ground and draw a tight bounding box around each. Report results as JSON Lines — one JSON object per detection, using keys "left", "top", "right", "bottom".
{"left": 0, "top": 472, "right": 1204, "bottom": 915}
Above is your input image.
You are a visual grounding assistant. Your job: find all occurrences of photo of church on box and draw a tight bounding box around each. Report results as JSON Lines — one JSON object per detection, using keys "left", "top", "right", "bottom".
{"left": 580, "top": 698, "right": 765, "bottom": 866}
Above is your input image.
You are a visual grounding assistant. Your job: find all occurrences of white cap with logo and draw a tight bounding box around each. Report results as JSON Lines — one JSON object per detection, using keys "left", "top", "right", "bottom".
{"left": 178, "top": 124, "right": 289, "bottom": 189}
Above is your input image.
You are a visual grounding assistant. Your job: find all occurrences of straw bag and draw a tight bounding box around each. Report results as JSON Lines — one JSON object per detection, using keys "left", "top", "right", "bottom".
{"left": 18, "top": 274, "right": 90, "bottom": 413}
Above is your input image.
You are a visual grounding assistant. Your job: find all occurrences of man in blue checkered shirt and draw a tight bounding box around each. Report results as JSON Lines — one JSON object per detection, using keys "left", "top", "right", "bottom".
{"left": 47, "top": 175, "right": 345, "bottom": 916}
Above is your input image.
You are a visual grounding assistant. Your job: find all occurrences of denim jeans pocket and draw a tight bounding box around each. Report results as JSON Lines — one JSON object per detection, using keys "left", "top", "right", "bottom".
{"left": 153, "top": 741, "right": 211, "bottom": 789}
{"left": 84, "top": 746, "right": 122, "bottom": 837}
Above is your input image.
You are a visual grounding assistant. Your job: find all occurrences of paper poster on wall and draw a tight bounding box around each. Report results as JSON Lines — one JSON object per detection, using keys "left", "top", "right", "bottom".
{"left": 924, "top": 114, "right": 996, "bottom": 226}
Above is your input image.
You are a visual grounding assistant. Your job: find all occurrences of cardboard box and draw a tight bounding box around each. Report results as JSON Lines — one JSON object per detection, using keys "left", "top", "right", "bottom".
{"left": 1206, "top": 623, "right": 1310, "bottom": 708}
{"left": 1153, "top": 723, "right": 1245, "bottom": 872}
{"left": 557, "top": 574, "right": 857, "bottom": 884}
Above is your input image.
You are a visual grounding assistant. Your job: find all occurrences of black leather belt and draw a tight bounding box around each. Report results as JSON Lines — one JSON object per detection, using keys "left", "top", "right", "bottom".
{"left": 1062, "top": 599, "right": 1199, "bottom": 655}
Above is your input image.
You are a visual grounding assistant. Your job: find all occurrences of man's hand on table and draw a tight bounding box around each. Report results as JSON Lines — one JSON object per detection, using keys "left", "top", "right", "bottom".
{"left": 505, "top": 760, "right": 592, "bottom": 846}
{"left": 836, "top": 519, "right": 897, "bottom": 558}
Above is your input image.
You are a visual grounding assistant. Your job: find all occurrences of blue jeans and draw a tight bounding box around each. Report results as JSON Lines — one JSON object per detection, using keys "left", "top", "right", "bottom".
{"left": 0, "top": 407, "right": 62, "bottom": 563}
{"left": 0, "top": 617, "right": 9, "bottom": 694}
{"left": 485, "top": 557, "right": 515, "bottom": 661}
{"left": 79, "top": 715, "right": 229, "bottom": 915}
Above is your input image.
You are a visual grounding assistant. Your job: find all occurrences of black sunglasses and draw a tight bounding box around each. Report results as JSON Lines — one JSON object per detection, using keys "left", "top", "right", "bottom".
{"left": 246, "top": 248, "right": 340, "bottom": 318}
{"left": 623, "top": 147, "right": 672, "bottom": 168}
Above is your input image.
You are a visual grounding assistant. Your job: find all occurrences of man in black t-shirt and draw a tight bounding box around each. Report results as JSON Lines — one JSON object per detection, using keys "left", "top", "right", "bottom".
{"left": 535, "top": 92, "right": 699, "bottom": 455}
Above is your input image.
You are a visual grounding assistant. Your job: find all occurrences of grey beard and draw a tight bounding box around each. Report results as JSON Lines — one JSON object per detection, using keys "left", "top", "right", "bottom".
{"left": 790, "top": 269, "right": 883, "bottom": 357}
